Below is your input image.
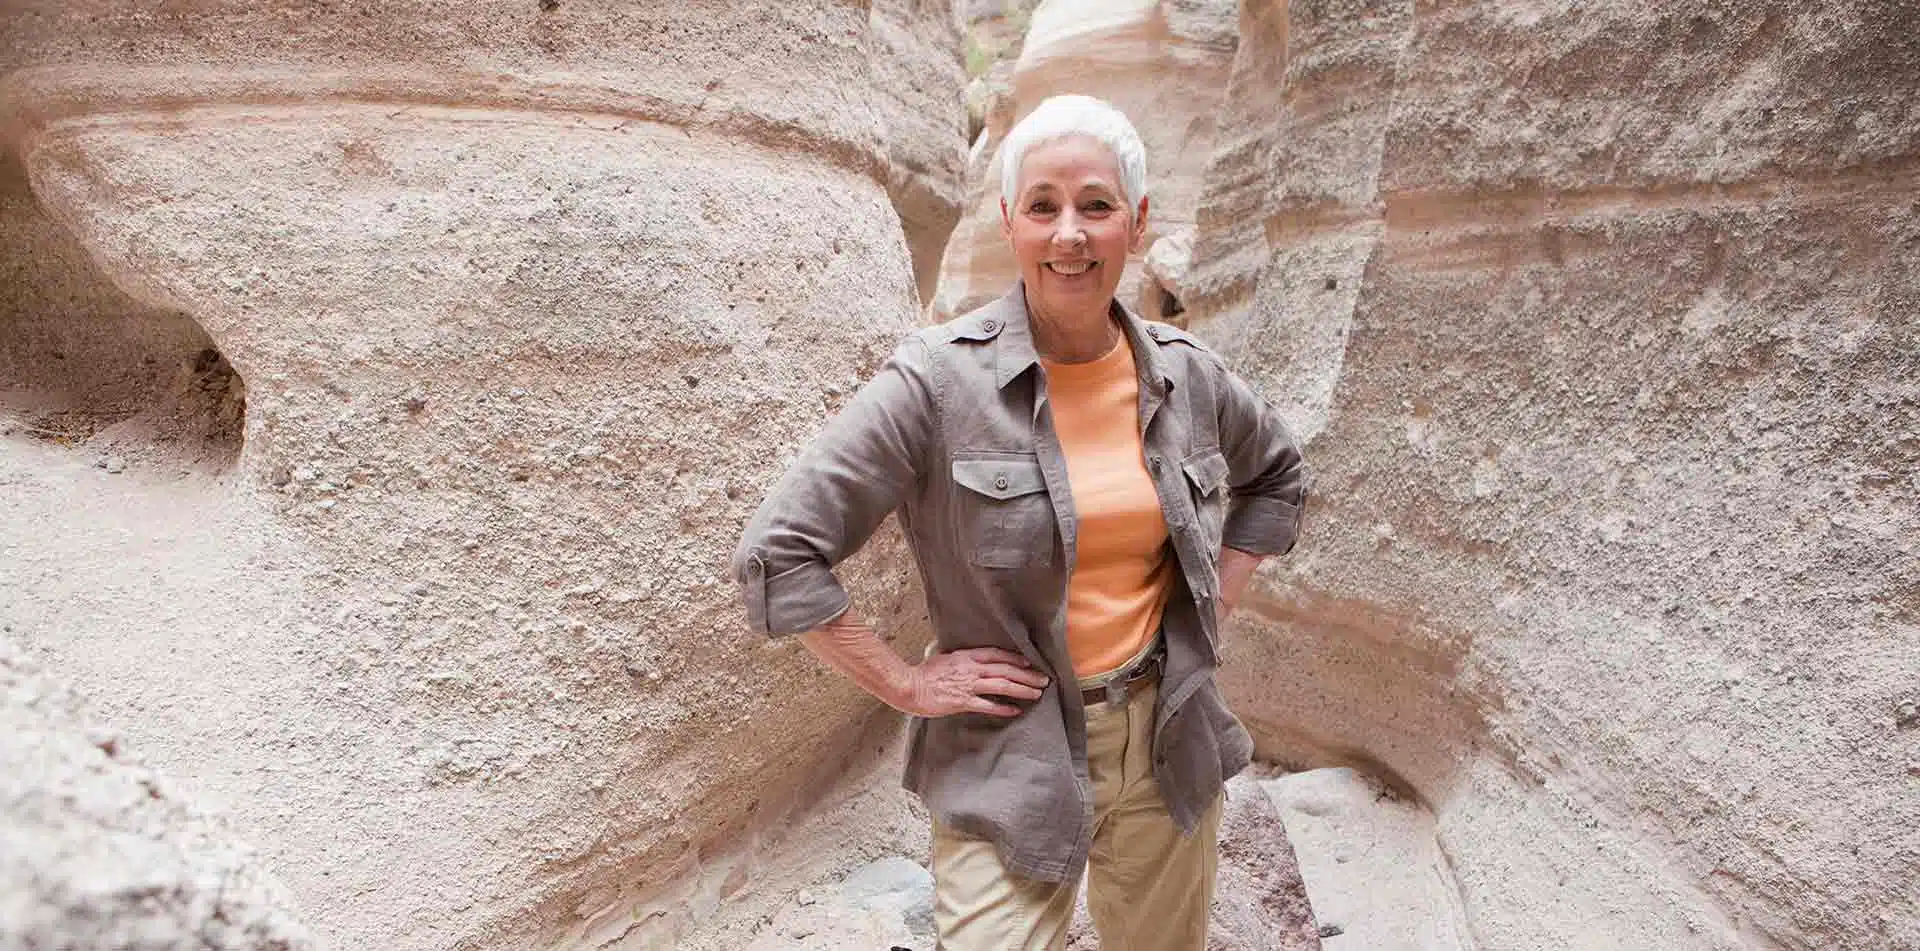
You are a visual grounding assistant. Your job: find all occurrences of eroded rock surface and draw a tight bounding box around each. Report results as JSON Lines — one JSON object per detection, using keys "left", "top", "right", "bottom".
{"left": 1263, "top": 768, "right": 1467, "bottom": 951}
{"left": 0, "top": 3, "right": 965, "bottom": 949}
{"left": 0, "top": 636, "right": 315, "bottom": 950}
{"left": 1193, "top": 1, "right": 1920, "bottom": 948}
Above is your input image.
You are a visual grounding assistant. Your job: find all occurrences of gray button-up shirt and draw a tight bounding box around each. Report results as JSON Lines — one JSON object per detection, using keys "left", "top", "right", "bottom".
{"left": 733, "top": 284, "right": 1307, "bottom": 883}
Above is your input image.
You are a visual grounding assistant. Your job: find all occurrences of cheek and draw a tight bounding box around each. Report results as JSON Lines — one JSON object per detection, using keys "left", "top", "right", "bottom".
{"left": 1010, "top": 229, "right": 1050, "bottom": 266}
{"left": 1093, "top": 223, "right": 1135, "bottom": 255}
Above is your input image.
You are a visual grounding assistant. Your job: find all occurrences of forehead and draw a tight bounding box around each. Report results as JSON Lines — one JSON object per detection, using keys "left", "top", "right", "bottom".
{"left": 1014, "top": 136, "right": 1123, "bottom": 194}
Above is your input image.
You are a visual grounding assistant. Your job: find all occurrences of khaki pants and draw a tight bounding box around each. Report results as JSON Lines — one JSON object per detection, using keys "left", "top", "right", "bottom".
{"left": 930, "top": 677, "right": 1222, "bottom": 950}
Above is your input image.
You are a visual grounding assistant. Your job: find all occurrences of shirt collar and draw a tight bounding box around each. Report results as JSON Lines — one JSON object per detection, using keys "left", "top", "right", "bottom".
{"left": 989, "top": 282, "right": 1173, "bottom": 398}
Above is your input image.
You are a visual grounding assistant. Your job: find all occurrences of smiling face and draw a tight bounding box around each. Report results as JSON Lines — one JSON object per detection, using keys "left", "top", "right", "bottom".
{"left": 1000, "top": 135, "right": 1149, "bottom": 321}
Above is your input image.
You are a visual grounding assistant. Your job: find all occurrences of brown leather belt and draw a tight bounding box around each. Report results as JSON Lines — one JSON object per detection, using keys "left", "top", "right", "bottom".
{"left": 1079, "top": 642, "right": 1165, "bottom": 708}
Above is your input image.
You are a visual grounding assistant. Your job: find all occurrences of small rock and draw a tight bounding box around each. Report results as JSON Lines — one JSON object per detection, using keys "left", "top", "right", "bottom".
{"left": 1318, "top": 923, "right": 1346, "bottom": 938}
{"left": 1895, "top": 700, "right": 1919, "bottom": 730}
{"left": 87, "top": 728, "right": 121, "bottom": 758}
{"left": 101, "top": 455, "right": 126, "bottom": 473}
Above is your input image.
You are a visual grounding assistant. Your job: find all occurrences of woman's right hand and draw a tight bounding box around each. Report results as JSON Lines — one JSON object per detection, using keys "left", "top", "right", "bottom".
{"left": 892, "top": 647, "right": 1052, "bottom": 718}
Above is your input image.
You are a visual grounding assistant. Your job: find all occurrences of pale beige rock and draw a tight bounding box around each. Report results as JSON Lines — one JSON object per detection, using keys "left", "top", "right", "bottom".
{"left": 1262, "top": 769, "right": 1468, "bottom": 951}
{"left": 931, "top": 0, "right": 1239, "bottom": 320}
{"left": 1192, "top": 1, "right": 1920, "bottom": 948}
{"left": 0, "top": 3, "right": 964, "bottom": 949}
{"left": 0, "top": 635, "right": 316, "bottom": 950}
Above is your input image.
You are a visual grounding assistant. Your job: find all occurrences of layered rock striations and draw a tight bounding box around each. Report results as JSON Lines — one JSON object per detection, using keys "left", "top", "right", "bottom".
{"left": 932, "top": 0, "right": 1239, "bottom": 320}
{"left": 1192, "top": 1, "right": 1920, "bottom": 948}
{"left": 0, "top": 3, "right": 966, "bottom": 948}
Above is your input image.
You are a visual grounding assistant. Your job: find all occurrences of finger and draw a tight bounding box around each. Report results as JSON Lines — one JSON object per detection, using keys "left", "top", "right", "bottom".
{"left": 965, "top": 695, "right": 1023, "bottom": 718}
{"left": 975, "top": 662, "right": 1051, "bottom": 689}
{"left": 973, "top": 677, "right": 1044, "bottom": 701}
{"left": 965, "top": 647, "right": 1034, "bottom": 668}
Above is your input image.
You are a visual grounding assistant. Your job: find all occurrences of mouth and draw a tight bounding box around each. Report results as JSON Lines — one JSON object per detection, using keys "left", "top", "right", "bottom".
{"left": 1045, "top": 259, "right": 1096, "bottom": 276}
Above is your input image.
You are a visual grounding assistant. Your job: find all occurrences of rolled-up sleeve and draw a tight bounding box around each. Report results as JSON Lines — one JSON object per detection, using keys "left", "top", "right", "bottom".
{"left": 1212, "top": 357, "right": 1307, "bottom": 556}
{"left": 731, "top": 335, "right": 937, "bottom": 636}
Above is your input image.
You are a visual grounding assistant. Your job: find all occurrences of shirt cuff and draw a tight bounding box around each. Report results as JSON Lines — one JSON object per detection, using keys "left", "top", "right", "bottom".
{"left": 742, "top": 551, "right": 853, "bottom": 636}
{"left": 1222, "top": 495, "right": 1302, "bottom": 557}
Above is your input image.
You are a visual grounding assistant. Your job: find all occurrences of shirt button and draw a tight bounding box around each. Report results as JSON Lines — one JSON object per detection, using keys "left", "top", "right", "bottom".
{"left": 983, "top": 319, "right": 999, "bottom": 333}
{"left": 1149, "top": 456, "right": 1162, "bottom": 474}
{"left": 993, "top": 474, "right": 1009, "bottom": 490}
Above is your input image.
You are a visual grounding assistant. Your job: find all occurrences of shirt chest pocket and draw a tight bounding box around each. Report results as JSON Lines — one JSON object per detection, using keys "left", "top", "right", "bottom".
{"left": 950, "top": 453, "right": 1055, "bottom": 569}
{"left": 1181, "top": 447, "right": 1230, "bottom": 556}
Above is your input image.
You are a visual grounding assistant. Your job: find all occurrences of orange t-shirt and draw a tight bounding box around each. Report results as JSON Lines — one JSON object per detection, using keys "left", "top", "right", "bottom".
{"left": 1041, "top": 329, "right": 1174, "bottom": 678}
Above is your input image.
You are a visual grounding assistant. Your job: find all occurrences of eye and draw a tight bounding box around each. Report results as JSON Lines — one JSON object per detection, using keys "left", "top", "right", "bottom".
{"left": 1082, "top": 199, "right": 1115, "bottom": 215}
{"left": 1027, "top": 198, "right": 1058, "bottom": 215}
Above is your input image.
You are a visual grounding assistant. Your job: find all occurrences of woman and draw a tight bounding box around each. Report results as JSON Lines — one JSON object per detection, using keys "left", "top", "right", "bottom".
{"left": 733, "top": 94, "right": 1306, "bottom": 950}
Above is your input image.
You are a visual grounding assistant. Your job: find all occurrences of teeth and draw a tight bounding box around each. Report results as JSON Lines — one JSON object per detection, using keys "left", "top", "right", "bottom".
{"left": 1049, "top": 260, "right": 1093, "bottom": 275}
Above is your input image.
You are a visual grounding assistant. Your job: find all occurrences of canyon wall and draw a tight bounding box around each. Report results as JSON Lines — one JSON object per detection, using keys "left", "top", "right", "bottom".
{"left": 1194, "top": 1, "right": 1920, "bottom": 948}
{"left": 6, "top": 1, "right": 1917, "bottom": 947}
{"left": 0, "top": 2, "right": 966, "bottom": 948}
{"left": 0, "top": 638, "right": 315, "bottom": 949}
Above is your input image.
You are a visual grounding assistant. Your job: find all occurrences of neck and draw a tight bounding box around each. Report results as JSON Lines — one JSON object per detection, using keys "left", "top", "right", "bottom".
{"left": 1025, "top": 287, "right": 1120, "bottom": 363}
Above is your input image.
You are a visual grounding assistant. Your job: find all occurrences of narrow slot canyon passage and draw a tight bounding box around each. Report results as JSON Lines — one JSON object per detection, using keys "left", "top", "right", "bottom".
{"left": 3, "top": 0, "right": 1916, "bottom": 949}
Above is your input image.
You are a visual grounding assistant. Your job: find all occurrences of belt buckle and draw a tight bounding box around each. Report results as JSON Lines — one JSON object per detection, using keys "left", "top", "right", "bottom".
{"left": 1104, "top": 649, "right": 1159, "bottom": 707}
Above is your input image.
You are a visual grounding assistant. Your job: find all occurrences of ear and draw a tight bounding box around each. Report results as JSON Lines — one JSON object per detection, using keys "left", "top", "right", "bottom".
{"left": 1129, "top": 195, "right": 1151, "bottom": 254}
{"left": 999, "top": 196, "right": 1014, "bottom": 243}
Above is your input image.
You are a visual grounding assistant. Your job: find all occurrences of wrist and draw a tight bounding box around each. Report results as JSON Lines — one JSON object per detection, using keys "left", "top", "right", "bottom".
{"left": 877, "top": 657, "right": 920, "bottom": 713}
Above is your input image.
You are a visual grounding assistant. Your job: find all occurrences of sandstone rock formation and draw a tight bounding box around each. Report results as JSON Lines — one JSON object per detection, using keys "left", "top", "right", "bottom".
{"left": 932, "top": 0, "right": 1239, "bottom": 320}
{"left": 1188, "top": 1, "right": 1920, "bottom": 948}
{"left": 0, "top": 3, "right": 966, "bottom": 948}
{"left": 8, "top": 0, "right": 1917, "bottom": 948}
{"left": 0, "top": 636, "right": 315, "bottom": 950}
{"left": 1264, "top": 768, "right": 1467, "bottom": 951}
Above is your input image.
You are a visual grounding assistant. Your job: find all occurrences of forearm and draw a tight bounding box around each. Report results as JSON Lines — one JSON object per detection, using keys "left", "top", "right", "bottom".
{"left": 1218, "top": 546, "right": 1266, "bottom": 619}
{"left": 798, "top": 608, "right": 916, "bottom": 712}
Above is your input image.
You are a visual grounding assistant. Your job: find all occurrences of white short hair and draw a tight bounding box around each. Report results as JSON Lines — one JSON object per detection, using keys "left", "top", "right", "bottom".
{"left": 999, "top": 95, "right": 1148, "bottom": 210}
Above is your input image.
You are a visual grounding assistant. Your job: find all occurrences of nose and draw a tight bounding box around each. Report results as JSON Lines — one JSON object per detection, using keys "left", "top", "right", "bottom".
{"left": 1052, "top": 209, "right": 1087, "bottom": 251}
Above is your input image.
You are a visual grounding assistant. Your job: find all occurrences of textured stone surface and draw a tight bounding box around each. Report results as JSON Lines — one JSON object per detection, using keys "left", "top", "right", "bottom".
{"left": 742, "top": 856, "right": 936, "bottom": 951}
{"left": 0, "top": 636, "right": 315, "bottom": 950}
{"left": 932, "top": 0, "right": 1239, "bottom": 320}
{"left": 1262, "top": 769, "right": 1467, "bottom": 951}
{"left": 1193, "top": 1, "right": 1920, "bottom": 948}
{"left": 0, "top": 3, "right": 965, "bottom": 949}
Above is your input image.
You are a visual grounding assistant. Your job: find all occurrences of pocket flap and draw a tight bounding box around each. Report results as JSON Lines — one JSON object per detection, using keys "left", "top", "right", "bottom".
{"left": 1180, "top": 449, "right": 1230, "bottom": 495}
{"left": 952, "top": 456, "right": 1048, "bottom": 500}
